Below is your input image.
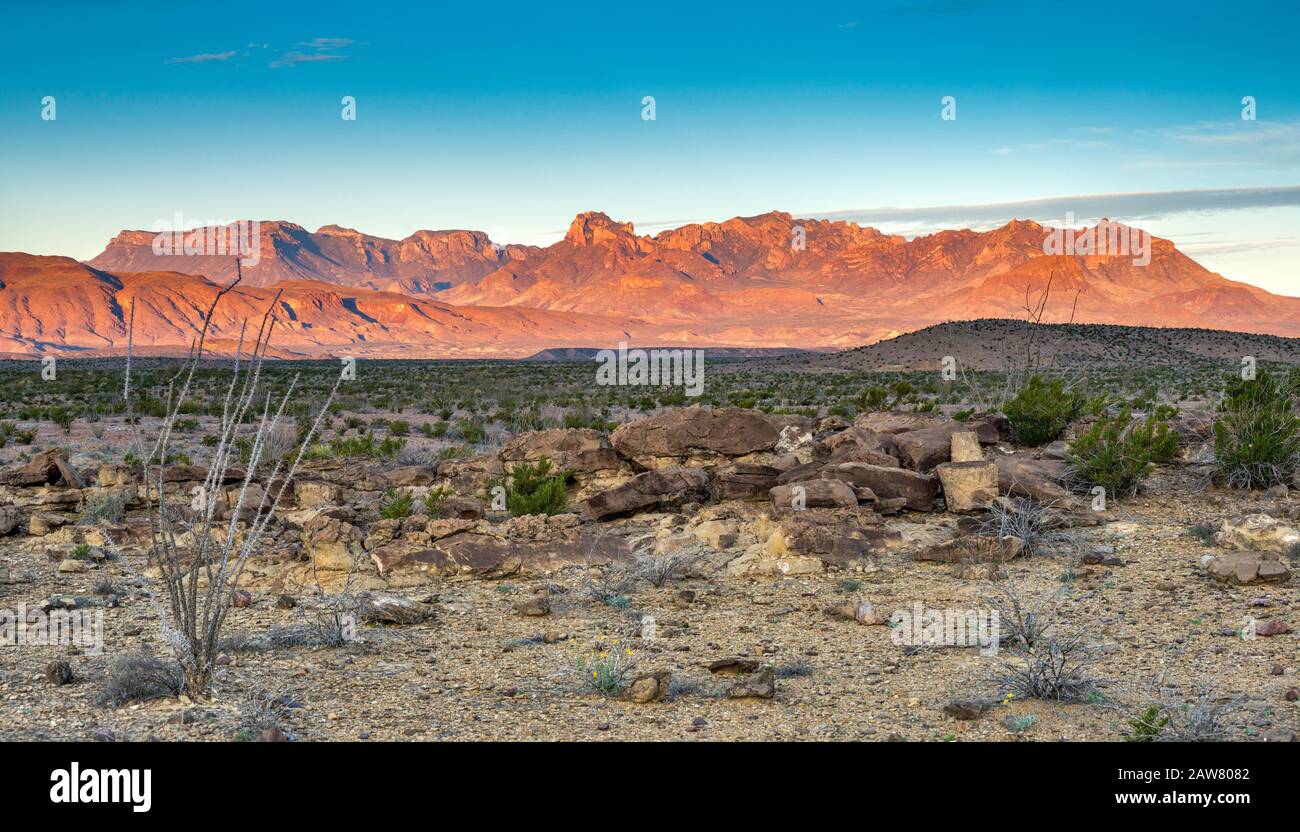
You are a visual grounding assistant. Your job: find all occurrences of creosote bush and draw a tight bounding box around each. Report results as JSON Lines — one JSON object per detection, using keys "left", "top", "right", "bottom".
{"left": 1213, "top": 370, "right": 1300, "bottom": 489}
{"left": 77, "top": 490, "right": 129, "bottom": 525}
{"left": 378, "top": 490, "right": 414, "bottom": 519}
{"left": 1003, "top": 375, "right": 1085, "bottom": 446}
{"left": 487, "top": 458, "right": 569, "bottom": 516}
{"left": 1067, "top": 406, "right": 1178, "bottom": 499}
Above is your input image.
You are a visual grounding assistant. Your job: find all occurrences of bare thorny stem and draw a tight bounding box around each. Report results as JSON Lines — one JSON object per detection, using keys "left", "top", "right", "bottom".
{"left": 102, "top": 259, "right": 342, "bottom": 696}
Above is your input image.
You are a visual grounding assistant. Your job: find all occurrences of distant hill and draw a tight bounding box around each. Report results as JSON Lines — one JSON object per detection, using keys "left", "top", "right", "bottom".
{"left": 759, "top": 318, "right": 1300, "bottom": 372}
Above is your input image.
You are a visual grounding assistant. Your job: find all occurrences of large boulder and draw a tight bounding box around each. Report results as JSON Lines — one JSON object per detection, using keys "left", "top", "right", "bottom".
{"left": 610, "top": 407, "right": 779, "bottom": 462}
{"left": 0, "top": 449, "right": 84, "bottom": 488}
{"left": 853, "top": 412, "right": 940, "bottom": 435}
{"left": 892, "top": 419, "right": 1001, "bottom": 472}
{"left": 769, "top": 479, "right": 858, "bottom": 510}
{"left": 726, "top": 511, "right": 896, "bottom": 575}
{"left": 915, "top": 534, "right": 1024, "bottom": 563}
{"left": 584, "top": 466, "right": 709, "bottom": 519}
{"left": 96, "top": 464, "right": 136, "bottom": 488}
{"left": 294, "top": 479, "right": 341, "bottom": 510}
{"left": 819, "top": 462, "right": 937, "bottom": 511}
{"left": 499, "top": 428, "right": 622, "bottom": 476}
{"left": 381, "top": 466, "right": 439, "bottom": 488}
{"left": 301, "top": 514, "right": 363, "bottom": 574}
{"left": 0, "top": 505, "right": 19, "bottom": 536}
{"left": 710, "top": 463, "right": 781, "bottom": 502}
{"left": 1214, "top": 514, "right": 1300, "bottom": 553}
{"left": 935, "top": 461, "right": 998, "bottom": 512}
{"left": 994, "top": 455, "right": 1074, "bottom": 504}
{"left": 436, "top": 453, "right": 504, "bottom": 494}
{"left": 811, "top": 427, "right": 898, "bottom": 466}
{"left": 1202, "top": 550, "right": 1291, "bottom": 585}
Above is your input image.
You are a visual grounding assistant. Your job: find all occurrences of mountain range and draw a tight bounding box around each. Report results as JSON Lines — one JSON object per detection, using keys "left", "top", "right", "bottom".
{"left": 1, "top": 210, "right": 1297, "bottom": 358}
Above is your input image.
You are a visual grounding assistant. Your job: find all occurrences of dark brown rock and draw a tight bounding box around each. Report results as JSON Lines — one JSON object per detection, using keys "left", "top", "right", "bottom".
{"left": 584, "top": 466, "right": 709, "bottom": 519}
{"left": 812, "top": 427, "right": 899, "bottom": 466}
{"left": 610, "top": 407, "right": 779, "bottom": 460}
{"left": 710, "top": 463, "right": 781, "bottom": 501}
{"left": 500, "top": 428, "right": 622, "bottom": 475}
{"left": 725, "top": 667, "right": 776, "bottom": 699}
{"left": 892, "top": 419, "right": 1001, "bottom": 472}
{"left": 769, "top": 479, "right": 858, "bottom": 510}
{"left": 0, "top": 449, "right": 85, "bottom": 488}
{"left": 994, "top": 455, "right": 1074, "bottom": 503}
{"left": 819, "top": 463, "right": 937, "bottom": 511}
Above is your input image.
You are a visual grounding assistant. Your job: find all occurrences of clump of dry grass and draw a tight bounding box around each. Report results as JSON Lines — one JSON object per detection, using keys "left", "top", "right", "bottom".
{"left": 94, "top": 653, "right": 184, "bottom": 707}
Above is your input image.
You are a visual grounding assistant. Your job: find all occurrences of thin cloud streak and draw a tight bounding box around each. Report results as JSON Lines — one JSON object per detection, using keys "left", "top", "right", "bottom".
{"left": 165, "top": 50, "right": 237, "bottom": 65}
{"left": 812, "top": 186, "right": 1300, "bottom": 229}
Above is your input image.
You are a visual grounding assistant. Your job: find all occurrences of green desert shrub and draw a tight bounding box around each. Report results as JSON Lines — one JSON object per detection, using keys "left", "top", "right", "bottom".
{"left": 1004, "top": 376, "right": 1085, "bottom": 446}
{"left": 306, "top": 434, "right": 406, "bottom": 460}
{"left": 1067, "top": 407, "right": 1178, "bottom": 499}
{"left": 48, "top": 405, "right": 74, "bottom": 434}
{"left": 1213, "top": 371, "right": 1300, "bottom": 489}
{"left": 488, "top": 458, "right": 569, "bottom": 516}
{"left": 378, "top": 490, "right": 414, "bottom": 519}
{"left": 455, "top": 417, "right": 485, "bottom": 444}
{"left": 78, "top": 490, "right": 129, "bottom": 525}
{"left": 423, "top": 484, "right": 453, "bottom": 516}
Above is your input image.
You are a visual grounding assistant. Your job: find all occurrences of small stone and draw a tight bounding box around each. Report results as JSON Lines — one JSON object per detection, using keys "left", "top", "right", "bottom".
{"left": 624, "top": 671, "right": 672, "bottom": 704}
{"left": 512, "top": 594, "right": 551, "bottom": 617}
{"left": 725, "top": 667, "right": 776, "bottom": 699}
{"left": 231, "top": 589, "right": 252, "bottom": 608}
{"left": 45, "top": 660, "right": 73, "bottom": 685}
{"left": 57, "top": 559, "right": 85, "bottom": 574}
{"left": 943, "top": 699, "right": 989, "bottom": 720}
{"left": 1270, "top": 665, "right": 1284, "bottom": 676}
{"left": 276, "top": 594, "right": 297, "bottom": 609}
{"left": 327, "top": 711, "right": 339, "bottom": 721}
{"left": 1257, "top": 620, "right": 1292, "bottom": 637}
{"left": 1285, "top": 689, "right": 1298, "bottom": 702}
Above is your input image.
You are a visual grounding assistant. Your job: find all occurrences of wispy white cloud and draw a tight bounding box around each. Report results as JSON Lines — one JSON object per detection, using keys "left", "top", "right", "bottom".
{"left": 811, "top": 185, "right": 1300, "bottom": 230}
{"left": 165, "top": 50, "right": 237, "bottom": 65}
{"left": 271, "top": 37, "right": 355, "bottom": 68}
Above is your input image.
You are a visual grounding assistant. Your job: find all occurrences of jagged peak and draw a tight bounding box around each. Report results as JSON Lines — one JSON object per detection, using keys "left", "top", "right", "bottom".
{"left": 565, "top": 212, "right": 637, "bottom": 246}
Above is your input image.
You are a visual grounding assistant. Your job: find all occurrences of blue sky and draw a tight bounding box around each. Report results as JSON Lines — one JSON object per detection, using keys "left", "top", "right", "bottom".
{"left": 2, "top": 0, "right": 1298, "bottom": 294}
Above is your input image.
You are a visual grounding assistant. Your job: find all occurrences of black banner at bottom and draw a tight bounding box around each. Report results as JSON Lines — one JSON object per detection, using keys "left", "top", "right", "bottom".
{"left": 5, "top": 740, "right": 1291, "bottom": 818}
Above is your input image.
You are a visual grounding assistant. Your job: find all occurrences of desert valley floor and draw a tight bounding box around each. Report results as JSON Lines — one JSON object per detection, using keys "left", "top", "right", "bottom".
{"left": 1, "top": 328, "right": 1298, "bottom": 742}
